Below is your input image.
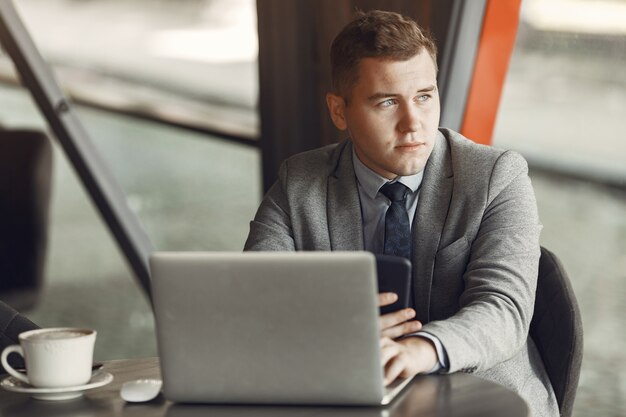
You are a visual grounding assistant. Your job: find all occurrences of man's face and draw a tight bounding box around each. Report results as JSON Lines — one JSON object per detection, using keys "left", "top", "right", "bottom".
{"left": 327, "top": 51, "right": 440, "bottom": 179}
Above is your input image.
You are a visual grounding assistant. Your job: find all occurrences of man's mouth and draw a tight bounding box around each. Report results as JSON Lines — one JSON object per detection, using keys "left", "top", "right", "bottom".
{"left": 395, "top": 142, "right": 425, "bottom": 151}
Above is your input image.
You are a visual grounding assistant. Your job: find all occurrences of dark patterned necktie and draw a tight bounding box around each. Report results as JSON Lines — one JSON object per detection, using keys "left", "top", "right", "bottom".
{"left": 380, "top": 182, "right": 411, "bottom": 259}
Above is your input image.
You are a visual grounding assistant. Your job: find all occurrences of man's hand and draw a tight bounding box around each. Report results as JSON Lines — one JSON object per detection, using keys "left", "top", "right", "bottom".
{"left": 378, "top": 292, "right": 422, "bottom": 339}
{"left": 380, "top": 336, "right": 438, "bottom": 386}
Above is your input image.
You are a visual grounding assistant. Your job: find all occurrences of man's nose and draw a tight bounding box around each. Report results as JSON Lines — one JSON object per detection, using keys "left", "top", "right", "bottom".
{"left": 397, "top": 103, "right": 420, "bottom": 133}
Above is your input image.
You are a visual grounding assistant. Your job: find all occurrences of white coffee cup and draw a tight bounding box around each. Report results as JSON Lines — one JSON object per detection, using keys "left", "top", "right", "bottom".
{"left": 1, "top": 327, "right": 96, "bottom": 388}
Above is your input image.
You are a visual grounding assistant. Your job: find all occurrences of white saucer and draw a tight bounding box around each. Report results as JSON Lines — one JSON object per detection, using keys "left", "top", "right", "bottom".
{"left": 0, "top": 370, "right": 113, "bottom": 400}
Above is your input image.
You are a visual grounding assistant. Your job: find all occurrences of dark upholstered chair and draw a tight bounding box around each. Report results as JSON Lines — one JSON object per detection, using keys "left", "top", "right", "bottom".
{"left": 0, "top": 300, "right": 40, "bottom": 373}
{"left": 530, "top": 247, "right": 583, "bottom": 417}
{"left": 0, "top": 128, "right": 52, "bottom": 311}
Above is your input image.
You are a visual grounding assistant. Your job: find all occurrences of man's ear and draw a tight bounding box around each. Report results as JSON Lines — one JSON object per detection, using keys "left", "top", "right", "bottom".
{"left": 326, "top": 93, "right": 348, "bottom": 131}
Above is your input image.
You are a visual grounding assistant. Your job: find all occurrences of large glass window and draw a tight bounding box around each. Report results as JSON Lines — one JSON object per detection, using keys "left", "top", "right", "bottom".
{"left": 492, "top": 1, "right": 626, "bottom": 415}
{"left": 494, "top": 0, "right": 626, "bottom": 183}
{"left": 1, "top": 0, "right": 259, "bottom": 139}
{"left": 0, "top": 0, "right": 262, "bottom": 360}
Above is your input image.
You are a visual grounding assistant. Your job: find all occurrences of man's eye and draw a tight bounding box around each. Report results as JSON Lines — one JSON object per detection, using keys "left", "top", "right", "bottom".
{"left": 379, "top": 99, "right": 396, "bottom": 107}
{"left": 417, "top": 94, "right": 431, "bottom": 103}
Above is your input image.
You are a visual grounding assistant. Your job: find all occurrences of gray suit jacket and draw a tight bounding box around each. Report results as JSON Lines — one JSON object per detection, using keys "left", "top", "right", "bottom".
{"left": 245, "top": 128, "right": 558, "bottom": 417}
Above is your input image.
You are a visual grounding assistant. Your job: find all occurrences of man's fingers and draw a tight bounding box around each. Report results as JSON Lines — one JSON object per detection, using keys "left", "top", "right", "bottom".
{"left": 380, "top": 338, "right": 420, "bottom": 386}
{"left": 380, "top": 338, "right": 400, "bottom": 367}
{"left": 380, "top": 320, "right": 422, "bottom": 339}
{"left": 379, "top": 308, "right": 416, "bottom": 331}
{"left": 380, "top": 336, "right": 394, "bottom": 347}
{"left": 384, "top": 355, "right": 407, "bottom": 386}
{"left": 378, "top": 292, "right": 398, "bottom": 307}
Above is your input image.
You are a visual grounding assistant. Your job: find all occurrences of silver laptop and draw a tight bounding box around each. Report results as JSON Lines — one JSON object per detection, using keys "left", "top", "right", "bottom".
{"left": 149, "top": 251, "right": 414, "bottom": 406}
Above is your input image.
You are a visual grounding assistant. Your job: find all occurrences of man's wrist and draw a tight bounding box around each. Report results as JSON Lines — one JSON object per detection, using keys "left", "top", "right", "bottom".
{"left": 399, "top": 336, "right": 438, "bottom": 374}
{"left": 405, "top": 331, "right": 449, "bottom": 374}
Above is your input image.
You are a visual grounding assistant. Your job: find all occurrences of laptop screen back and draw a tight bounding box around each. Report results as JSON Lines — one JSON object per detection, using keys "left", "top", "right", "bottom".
{"left": 150, "top": 251, "right": 384, "bottom": 405}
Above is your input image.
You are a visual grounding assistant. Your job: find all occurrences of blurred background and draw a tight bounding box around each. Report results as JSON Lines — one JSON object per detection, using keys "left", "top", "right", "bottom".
{"left": 0, "top": 0, "right": 624, "bottom": 416}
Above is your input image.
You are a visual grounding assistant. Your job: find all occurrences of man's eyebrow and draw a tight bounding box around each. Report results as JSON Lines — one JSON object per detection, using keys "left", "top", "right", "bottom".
{"left": 367, "top": 92, "right": 399, "bottom": 101}
{"left": 367, "top": 85, "right": 437, "bottom": 101}
{"left": 418, "top": 84, "right": 437, "bottom": 93}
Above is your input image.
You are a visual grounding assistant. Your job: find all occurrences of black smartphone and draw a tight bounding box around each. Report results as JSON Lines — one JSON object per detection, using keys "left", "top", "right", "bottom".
{"left": 375, "top": 254, "right": 412, "bottom": 315}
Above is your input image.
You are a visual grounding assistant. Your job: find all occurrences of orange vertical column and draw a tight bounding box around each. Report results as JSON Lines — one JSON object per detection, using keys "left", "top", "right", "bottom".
{"left": 460, "top": 0, "right": 522, "bottom": 145}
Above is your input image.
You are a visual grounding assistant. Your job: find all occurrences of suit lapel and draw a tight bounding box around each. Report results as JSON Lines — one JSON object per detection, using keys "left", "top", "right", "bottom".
{"left": 327, "top": 141, "right": 364, "bottom": 251}
{"left": 412, "top": 131, "right": 453, "bottom": 323}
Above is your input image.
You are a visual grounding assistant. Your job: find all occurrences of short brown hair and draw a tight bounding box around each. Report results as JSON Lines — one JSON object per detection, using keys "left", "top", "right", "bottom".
{"left": 330, "top": 10, "right": 438, "bottom": 100}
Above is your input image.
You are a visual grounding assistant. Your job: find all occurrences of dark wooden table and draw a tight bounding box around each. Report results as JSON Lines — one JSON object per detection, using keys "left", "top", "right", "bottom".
{"left": 0, "top": 357, "right": 529, "bottom": 417}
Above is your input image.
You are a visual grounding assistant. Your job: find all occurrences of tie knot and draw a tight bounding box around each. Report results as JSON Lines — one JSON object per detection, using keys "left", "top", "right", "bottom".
{"left": 380, "top": 182, "right": 409, "bottom": 203}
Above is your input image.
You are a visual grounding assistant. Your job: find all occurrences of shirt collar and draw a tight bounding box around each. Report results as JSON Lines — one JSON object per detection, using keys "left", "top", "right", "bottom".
{"left": 352, "top": 145, "right": 424, "bottom": 200}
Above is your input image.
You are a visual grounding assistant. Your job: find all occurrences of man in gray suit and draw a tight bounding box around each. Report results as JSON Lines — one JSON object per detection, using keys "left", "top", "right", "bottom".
{"left": 245, "top": 10, "right": 558, "bottom": 417}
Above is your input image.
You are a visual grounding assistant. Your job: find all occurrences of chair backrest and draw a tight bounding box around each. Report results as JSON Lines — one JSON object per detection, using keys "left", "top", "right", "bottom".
{"left": 530, "top": 247, "right": 583, "bottom": 417}
{"left": 0, "top": 300, "right": 40, "bottom": 373}
{"left": 0, "top": 128, "right": 52, "bottom": 310}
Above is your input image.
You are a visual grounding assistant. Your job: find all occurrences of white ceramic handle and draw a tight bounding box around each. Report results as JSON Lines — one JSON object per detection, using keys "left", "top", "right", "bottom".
{"left": 1, "top": 345, "right": 30, "bottom": 384}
